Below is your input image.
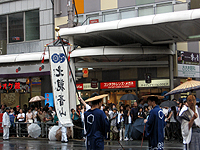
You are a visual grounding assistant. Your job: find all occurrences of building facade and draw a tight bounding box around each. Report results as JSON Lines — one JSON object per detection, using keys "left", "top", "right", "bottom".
{"left": 57, "top": 0, "right": 200, "bottom": 105}
{"left": 0, "top": 0, "right": 200, "bottom": 107}
{"left": 0, "top": 0, "right": 54, "bottom": 107}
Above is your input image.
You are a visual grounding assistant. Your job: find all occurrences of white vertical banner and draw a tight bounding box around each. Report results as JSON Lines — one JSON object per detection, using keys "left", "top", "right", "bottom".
{"left": 49, "top": 46, "right": 73, "bottom": 127}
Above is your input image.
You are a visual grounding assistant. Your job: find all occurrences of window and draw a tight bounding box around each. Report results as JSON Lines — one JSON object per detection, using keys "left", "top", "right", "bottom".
{"left": 103, "top": 11, "right": 118, "bottom": 22}
{"left": 120, "top": 9, "right": 137, "bottom": 19}
{"left": 138, "top": 6, "right": 154, "bottom": 17}
{"left": 9, "top": 12, "right": 24, "bottom": 43}
{"left": 136, "top": 0, "right": 154, "bottom": 5}
{"left": 86, "top": 14, "right": 99, "bottom": 24}
{"left": 0, "top": 15, "right": 7, "bottom": 41}
{"left": 25, "top": 10, "right": 40, "bottom": 41}
{"left": 74, "top": 15, "right": 84, "bottom": 25}
{"left": 156, "top": 3, "right": 173, "bottom": 14}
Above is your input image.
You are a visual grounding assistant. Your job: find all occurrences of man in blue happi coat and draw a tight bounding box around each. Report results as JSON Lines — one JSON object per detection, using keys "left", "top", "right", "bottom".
{"left": 145, "top": 96, "right": 166, "bottom": 150}
{"left": 84, "top": 94, "right": 110, "bottom": 150}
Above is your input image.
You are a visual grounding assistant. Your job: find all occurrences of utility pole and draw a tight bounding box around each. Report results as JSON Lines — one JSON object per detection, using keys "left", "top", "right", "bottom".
{"left": 67, "top": 0, "right": 74, "bottom": 28}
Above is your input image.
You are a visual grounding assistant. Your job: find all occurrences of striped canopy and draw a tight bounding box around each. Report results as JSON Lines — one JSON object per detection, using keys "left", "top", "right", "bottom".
{"left": 164, "top": 78, "right": 200, "bottom": 96}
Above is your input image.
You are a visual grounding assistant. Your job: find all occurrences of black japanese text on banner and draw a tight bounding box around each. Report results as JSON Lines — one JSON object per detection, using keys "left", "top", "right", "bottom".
{"left": 49, "top": 46, "right": 73, "bottom": 127}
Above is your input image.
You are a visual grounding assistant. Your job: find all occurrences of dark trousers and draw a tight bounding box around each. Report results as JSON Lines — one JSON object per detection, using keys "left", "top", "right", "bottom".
{"left": 73, "top": 118, "right": 82, "bottom": 139}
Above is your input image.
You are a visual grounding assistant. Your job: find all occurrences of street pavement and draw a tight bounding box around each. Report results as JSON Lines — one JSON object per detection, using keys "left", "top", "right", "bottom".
{"left": 0, "top": 138, "right": 184, "bottom": 150}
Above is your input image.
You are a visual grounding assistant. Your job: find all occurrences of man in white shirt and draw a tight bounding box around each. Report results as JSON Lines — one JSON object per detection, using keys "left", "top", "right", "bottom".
{"left": 32, "top": 107, "right": 38, "bottom": 123}
{"left": 17, "top": 109, "right": 25, "bottom": 137}
{"left": 180, "top": 95, "right": 200, "bottom": 150}
{"left": 2, "top": 107, "right": 11, "bottom": 140}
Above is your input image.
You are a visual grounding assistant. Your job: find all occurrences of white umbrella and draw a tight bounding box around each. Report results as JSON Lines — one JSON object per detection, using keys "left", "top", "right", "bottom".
{"left": 29, "top": 96, "right": 45, "bottom": 103}
{"left": 48, "top": 125, "right": 60, "bottom": 141}
{"left": 28, "top": 123, "right": 41, "bottom": 138}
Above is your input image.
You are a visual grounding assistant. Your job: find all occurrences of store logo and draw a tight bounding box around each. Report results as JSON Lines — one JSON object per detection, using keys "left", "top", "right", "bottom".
{"left": 51, "top": 53, "right": 66, "bottom": 63}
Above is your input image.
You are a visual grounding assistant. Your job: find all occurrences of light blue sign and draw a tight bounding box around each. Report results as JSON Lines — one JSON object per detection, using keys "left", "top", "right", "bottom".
{"left": 45, "top": 93, "right": 54, "bottom": 107}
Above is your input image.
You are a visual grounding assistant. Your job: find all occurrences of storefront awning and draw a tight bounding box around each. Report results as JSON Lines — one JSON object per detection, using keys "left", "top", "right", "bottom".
{"left": 0, "top": 52, "right": 49, "bottom": 64}
{"left": 0, "top": 52, "right": 50, "bottom": 78}
{"left": 60, "top": 9, "right": 200, "bottom": 47}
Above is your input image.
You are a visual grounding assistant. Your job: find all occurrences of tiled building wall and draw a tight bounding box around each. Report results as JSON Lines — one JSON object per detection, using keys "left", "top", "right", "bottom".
{"left": 0, "top": 0, "right": 54, "bottom": 54}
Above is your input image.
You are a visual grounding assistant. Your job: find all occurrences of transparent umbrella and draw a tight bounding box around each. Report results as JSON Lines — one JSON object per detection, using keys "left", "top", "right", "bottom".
{"left": 28, "top": 123, "right": 41, "bottom": 138}
{"left": 48, "top": 125, "right": 60, "bottom": 141}
{"left": 55, "top": 128, "right": 62, "bottom": 141}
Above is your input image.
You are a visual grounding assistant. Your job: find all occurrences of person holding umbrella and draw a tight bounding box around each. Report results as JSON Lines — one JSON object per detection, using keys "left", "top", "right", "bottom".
{"left": 180, "top": 95, "right": 200, "bottom": 150}
{"left": 144, "top": 96, "right": 166, "bottom": 150}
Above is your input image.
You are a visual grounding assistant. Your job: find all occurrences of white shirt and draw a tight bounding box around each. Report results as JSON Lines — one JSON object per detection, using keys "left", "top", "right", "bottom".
{"left": 179, "top": 105, "right": 188, "bottom": 116}
{"left": 86, "top": 104, "right": 91, "bottom": 111}
{"left": 128, "top": 115, "right": 131, "bottom": 124}
{"left": 33, "top": 110, "right": 38, "bottom": 122}
{"left": 181, "top": 107, "right": 200, "bottom": 144}
{"left": 17, "top": 113, "right": 25, "bottom": 122}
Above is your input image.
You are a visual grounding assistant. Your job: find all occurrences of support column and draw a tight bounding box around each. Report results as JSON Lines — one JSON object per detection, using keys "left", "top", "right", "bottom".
{"left": 68, "top": 36, "right": 76, "bottom": 110}
{"left": 169, "top": 43, "right": 176, "bottom": 100}
{"left": 170, "top": 54, "right": 174, "bottom": 100}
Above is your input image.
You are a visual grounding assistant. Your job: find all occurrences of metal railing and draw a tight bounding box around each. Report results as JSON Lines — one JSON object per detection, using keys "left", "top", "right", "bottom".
{"left": 0, "top": 122, "right": 57, "bottom": 138}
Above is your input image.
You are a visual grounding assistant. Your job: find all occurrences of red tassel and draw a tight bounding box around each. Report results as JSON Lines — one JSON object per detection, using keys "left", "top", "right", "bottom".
{"left": 68, "top": 51, "right": 71, "bottom": 62}
{"left": 41, "top": 56, "right": 44, "bottom": 63}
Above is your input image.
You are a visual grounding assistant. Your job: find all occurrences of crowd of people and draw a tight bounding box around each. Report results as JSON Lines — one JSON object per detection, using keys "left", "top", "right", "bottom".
{"left": 1, "top": 94, "right": 200, "bottom": 149}
{"left": 1, "top": 103, "right": 59, "bottom": 138}
{"left": 69, "top": 97, "right": 187, "bottom": 142}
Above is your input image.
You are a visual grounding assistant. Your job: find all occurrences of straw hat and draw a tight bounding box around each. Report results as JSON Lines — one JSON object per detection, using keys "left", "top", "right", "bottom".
{"left": 85, "top": 94, "right": 108, "bottom": 102}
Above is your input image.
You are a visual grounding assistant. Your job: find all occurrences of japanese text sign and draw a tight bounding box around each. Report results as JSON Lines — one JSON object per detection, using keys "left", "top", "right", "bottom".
{"left": 100, "top": 81, "right": 136, "bottom": 89}
{"left": 45, "top": 93, "right": 54, "bottom": 107}
{"left": 49, "top": 46, "right": 73, "bottom": 127}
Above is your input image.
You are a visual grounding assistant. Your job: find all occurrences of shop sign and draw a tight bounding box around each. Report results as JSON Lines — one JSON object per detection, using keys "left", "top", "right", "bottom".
{"left": 91, "top": 79, "right": 98, "bottom": 88}
{"left": 45, "top": 93, "right": 54, "bottom": 107}
{"left": 49, "top": 46, "right": 73, "bottom": 127}
{"left": 76, "top": 83, "right": 83, "bottom": 90}
{"left": 89, "top": 19, "right": 99, "bottom": 24}
{"left": 177, "top": 51, "right": 199, "bottom": 65}
{"left": 100, "top": 81, "right": 136, "bottom": 89}
{"left": 83, "top": 83, "right": 98, "bottom": 90}
{"left": 138, "top": 79, "right": 170, "bottom": 88}
{"left": 82, "top": 68, "right": 88, "bottom": 78}
{"left": 0, "top": 82, "right": 21, "bottom": 90}
{"left": 76, "top": 83, "right": 98, "bottom": 90}
{"left": 178, "top": 64, "right": 200, "bottom": 78}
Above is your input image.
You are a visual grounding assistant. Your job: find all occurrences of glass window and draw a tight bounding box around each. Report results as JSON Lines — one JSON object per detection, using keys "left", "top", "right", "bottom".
{"left": 25, "top": 10, "right": 39, "bottom": 41}
{"left": 138, "top": 6, "right": 154, "bottom": 17}
{"left": 0, "top": 15, "right": 7, "bottom": 41}
{"left": 156, "top": 4, "right": 173, "bottom": 14}
{"left": 9, "top": 12, "right": 24, "bottom": 43}
{"left": 87, "top": 14, "right": 99, "bottom": 24}
{"left": 136, "top": 0, "right": 154, "bottom": 5}
{"left": 120, "top": 9, "right": 137, "bottom": 19}
{"left": 74, "top": 15, "right": 84, "bottom": 25}
{"left": 103, "top": 11, "right": 118, "bottom": 22}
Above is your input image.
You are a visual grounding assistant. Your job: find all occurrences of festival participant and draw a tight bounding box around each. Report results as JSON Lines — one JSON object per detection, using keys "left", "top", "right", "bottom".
{"left": 84, "top": 94, "right": 110, "bottom": 150}
{"left": 2, "top": 107, "right": 11, "bottom": 140}
{"left": 145, "top": 96, "right": 166, "bottom": 150}
{"left": 180, "top": 95, "right": 200, "bottom": 150}
{"left": 58, "top": 121, "right": 68, "bottom": 143}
